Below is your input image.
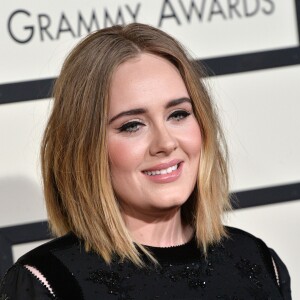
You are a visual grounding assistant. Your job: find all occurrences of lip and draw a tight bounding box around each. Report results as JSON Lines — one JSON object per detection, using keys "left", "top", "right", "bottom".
{"left": 142, "top": 159, "right": 183, "bottom": 184}
{"left": 142, "top": 159, "right": 183, "bottom": 172}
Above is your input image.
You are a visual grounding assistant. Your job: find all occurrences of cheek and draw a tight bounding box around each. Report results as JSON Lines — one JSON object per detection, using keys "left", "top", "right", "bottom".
{"left": 108, "top": 137, "right": 146, "bottom": 173}
{"left": 181, "top": 121, "right": 202, "bottom": 156}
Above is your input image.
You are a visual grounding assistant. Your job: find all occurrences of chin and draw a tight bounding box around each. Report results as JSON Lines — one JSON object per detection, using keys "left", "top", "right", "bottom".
{"left": 153, "top": 195, "right": 189, "bottom": 210}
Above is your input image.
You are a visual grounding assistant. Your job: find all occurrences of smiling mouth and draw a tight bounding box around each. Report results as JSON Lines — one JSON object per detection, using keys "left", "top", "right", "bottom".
{"left": 143, "top": 163, "right": 180, "bottom": 176}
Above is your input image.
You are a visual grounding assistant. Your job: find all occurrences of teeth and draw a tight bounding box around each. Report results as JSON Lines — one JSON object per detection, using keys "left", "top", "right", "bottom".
{"left": 144, "top": 164, "right": 179, "bottom": 176}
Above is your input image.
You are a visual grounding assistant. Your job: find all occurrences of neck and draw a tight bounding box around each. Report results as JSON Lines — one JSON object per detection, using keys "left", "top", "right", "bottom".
{"left": 121, "top": 207, "right": 193, "bottom": 247}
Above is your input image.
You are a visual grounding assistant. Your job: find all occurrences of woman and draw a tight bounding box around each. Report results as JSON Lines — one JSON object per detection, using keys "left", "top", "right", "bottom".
{"left": 0, "top": 23, "right": 291, "bottom": 299}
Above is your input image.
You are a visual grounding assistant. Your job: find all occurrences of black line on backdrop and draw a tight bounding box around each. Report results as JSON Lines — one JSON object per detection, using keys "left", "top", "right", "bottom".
{"left": 0, "top": 221, "right": 51, "bottom": 245}
{"left": 0, "top": 78, "right": 54, "bottom": 105}
{"left": 202, "top": 47, "right": 300, "bottom": 76}
{"left": 296, "top": 0, "right": 300, "bottom": 44}
{"left": 0, "top": 182, "right": 299, "bottom": 277}
{"left": 1, "top": 47, "right": 300, "bottom": 105}
{"left": 0, "top": 234, "right": 13, "bottom": 278}
{"left": 231, "top": 182, "right": 300, "bottom": 209}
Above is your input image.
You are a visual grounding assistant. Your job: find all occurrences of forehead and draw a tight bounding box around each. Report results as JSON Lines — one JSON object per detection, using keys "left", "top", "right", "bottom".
{"left": 108, "top": 53, "right": 189, "bottom": 114}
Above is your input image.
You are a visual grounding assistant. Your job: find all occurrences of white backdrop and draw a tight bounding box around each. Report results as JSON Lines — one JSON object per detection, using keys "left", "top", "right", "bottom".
{"left": 1, "top": 0, "right": 299, "bottom": 298}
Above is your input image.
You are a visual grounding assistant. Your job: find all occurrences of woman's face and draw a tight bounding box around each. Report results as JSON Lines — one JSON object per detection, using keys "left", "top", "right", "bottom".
{"left": 107, "top": 53, "right": 202, "bottom": 218}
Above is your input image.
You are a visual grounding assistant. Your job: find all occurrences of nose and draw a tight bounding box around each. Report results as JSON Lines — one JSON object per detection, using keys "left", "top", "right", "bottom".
{"left": 149, "top": 124, "right": 178, "bottom": 156}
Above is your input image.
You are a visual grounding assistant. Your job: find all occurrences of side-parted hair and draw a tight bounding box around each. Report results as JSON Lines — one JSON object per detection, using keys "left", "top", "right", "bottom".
{"left": 41, "top": 23, "right": 231, "bottom": 266}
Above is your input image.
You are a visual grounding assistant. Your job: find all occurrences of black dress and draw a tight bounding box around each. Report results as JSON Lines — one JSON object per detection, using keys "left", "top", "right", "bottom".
{"left": 0, "top": 227, "right": 291, "bottom": 299}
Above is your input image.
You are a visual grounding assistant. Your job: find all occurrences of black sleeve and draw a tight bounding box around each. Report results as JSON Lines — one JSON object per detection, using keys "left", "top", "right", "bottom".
{"left": 0, "top": 264, "right": 55, "bottom": 300}
{"left": 253, "top": 235, "right": 292, "bottom": 300}
{"left": 269, "top": 248, "right": 292, "bottom": 300}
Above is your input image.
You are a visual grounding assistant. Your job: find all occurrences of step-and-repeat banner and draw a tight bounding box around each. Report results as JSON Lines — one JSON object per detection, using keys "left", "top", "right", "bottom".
{"left": 1, "top": 0, "right": 298, "bottom": 83}
{"left": 1, "top": 1, "right": 299, "bottom": 297}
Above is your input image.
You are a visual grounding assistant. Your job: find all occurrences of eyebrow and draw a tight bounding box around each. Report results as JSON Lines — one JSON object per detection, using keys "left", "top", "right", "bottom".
{"left": 165, "top": 97, "right": 191, "bottom": 109}
{"left": 108, "top": 97, "right": 192, "bottom": 124}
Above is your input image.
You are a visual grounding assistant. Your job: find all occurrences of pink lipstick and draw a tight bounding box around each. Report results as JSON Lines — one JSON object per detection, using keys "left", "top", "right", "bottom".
{"left": 142, "top": 159, "right": 183, "bottom": 183}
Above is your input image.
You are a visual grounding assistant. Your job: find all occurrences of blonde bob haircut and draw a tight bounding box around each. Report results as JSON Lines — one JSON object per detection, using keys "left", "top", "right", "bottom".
{"left": 41, "top": 23, "right": 231, "bottom": 266}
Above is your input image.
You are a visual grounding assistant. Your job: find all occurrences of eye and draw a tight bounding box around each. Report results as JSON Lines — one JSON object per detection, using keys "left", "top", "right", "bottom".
{"left": 168, "top": 110, "right": 191, "bottom": 121}
{"left": 117, "top": 121, "right": 144, "bottom": 133}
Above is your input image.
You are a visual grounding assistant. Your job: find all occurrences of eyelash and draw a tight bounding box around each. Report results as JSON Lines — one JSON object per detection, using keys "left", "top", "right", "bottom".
{"left": 117, "top": 110, "right": 191, "bottom": 133}
{"left": 168, "top": 110, "right": 191, "bottom": 121}
{"left": 118, "top": 121, "right": 144, "bottom": 133}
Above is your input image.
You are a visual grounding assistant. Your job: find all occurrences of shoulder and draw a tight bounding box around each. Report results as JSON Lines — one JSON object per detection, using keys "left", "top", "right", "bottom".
{"left": 15, "top": 232, "right": 84, "bottom": 300}
{"left": 223, "top": 226, "right": 276, "bottom": 270}
{"left": 17, "top": 232, "right": 79, "bottom": 265}
{"left": 224, "top": 226, "right": 291, "bottom": 300}
{"left": 0, "top": 235, "right": 78, "bottom": 300}
{"left": 224, "top": 226, "right": 272, "bottom": 253}
{"left": 225, "top": 225, "right": 265, "bottom": 241}
{"left": 0, "top": 264, "right": 54, "bottom": 299}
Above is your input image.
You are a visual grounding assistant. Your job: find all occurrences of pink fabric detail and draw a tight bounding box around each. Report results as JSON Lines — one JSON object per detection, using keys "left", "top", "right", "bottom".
{"left": 24, "top": 265, "right": 54, "bottom": 295}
